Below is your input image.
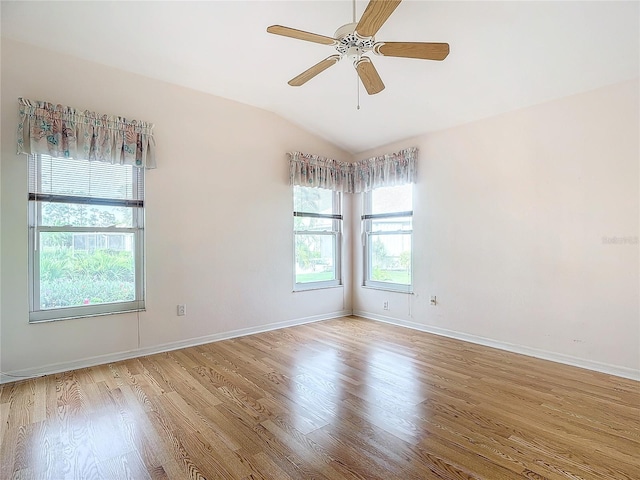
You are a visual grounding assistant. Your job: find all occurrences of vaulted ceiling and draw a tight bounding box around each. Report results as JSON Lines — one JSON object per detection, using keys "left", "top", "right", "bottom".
{"left": 2, "top": 1, "right": 638, "bottom": 153}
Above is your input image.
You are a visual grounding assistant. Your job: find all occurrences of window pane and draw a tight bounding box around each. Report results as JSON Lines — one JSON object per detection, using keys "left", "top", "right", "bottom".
{"left": 294, "top": 186, "right": 335, "bottom": 214}
{"left": 294, "top": 216, "right": 333, "bottom": 231}
{"left": 371, "top": 216, "right": 412, "bottom": 232}
{"left": 371, "top": 184, "right": 413, "bottom": 214}
{"left": 295, "top": 234, "right": 336, "bottom": 283}
{"left": 41, "top": 202, "right": 133, "bottom": 227}
{"left": 369, "top": 233, "right": 411, "bottom": 285}
{"left": 39, "top": 232, "right": 136, "bottom": 309}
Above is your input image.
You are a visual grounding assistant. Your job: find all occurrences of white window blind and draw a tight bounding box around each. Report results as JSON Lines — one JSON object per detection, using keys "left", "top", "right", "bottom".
{"left": 29, "top": 156, "right": 144, "bottom": 205}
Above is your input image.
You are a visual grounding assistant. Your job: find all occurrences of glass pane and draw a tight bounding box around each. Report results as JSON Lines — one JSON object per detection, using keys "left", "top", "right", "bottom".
{"left": 294, "top": 216, "right": 333, "bottom": 232}
{"left": 295, "top": 234, "right": 336, "bottom": 283}
{"left": 371, "top": 184, "right": 413, "bottom": 214}
{"left": 38, "top": 232, "right": 136, "bottom": 309}
{"left": 371, "top": 216, "right": 412, "bottom": 232}
{"left": 41, "top": 202, "right": 133, "bottom": 227}
{"left": 369, "top": 233, "right": 411, "bottom": 285}
{"left": 294, "top": 186, "right": 335, "bottom": 214}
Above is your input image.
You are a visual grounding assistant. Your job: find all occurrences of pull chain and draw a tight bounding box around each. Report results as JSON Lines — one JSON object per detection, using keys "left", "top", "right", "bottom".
{"left": 357, "top": 75, "right": 360, "bottom": 110}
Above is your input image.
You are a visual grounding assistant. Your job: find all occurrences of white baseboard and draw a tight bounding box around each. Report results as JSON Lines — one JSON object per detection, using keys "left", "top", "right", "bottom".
{"left": 0, "top": 310, "right": 352, "bottom": 384}
{"left": 5, "top": 309, "right": 637, "bottom": 383}
{"left": 353, "top": 310, "right": 640, "bottom": 381}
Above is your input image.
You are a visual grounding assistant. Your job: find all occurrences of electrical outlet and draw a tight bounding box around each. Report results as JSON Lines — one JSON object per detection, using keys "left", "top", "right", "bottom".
{"left": 177, "top": 304, "right": 186, "bottom": 316}
{"left": 383, "top": 301, "right": 389, "bottom": 310}
{"left": 430, "top": 296, "right": 437, "bottom": 306}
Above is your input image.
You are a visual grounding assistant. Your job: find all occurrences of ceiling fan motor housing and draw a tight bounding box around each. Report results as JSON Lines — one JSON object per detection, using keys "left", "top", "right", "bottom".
{"left": 334, "top": 22, "right": 375, "bottom": 59}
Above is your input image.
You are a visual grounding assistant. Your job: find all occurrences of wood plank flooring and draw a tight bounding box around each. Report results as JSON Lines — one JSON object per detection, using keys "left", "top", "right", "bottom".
{"left": 1, "top": 316, "right": 638, "bottom": 479}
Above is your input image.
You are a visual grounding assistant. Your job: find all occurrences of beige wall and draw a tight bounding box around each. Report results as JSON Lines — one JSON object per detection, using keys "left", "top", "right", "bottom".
{"left": 353, "top": 79, "right": 640, "bottom": 376}
{"left": 2, "top": 38, "right": 638, "bottom": 380}
{"left": 1, "top": 39, "right": 352, "bottom": 376}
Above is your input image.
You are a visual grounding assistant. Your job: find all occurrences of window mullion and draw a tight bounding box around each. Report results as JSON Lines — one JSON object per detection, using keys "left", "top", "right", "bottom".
{"left": 361, "top": 211, "right": 413, "bottom": 220}
{"left": 29, "top": 193, "right": 143, "bottom": 208}
{"left": 135, "top": 226, "right": 145, "bottom": 304}
{"left": 368, "top": 230, "right": 413, "bottom": 236}
{"left": 294, "top": 212, "right": 342, "bottom": 220}
{"left": 38, "top": 225, "right": 139, "bottom": 233}
{"left": 29, "top": 225, "right": 38, "bottom": 312}
{"left": 294, "top": 230, "right": 337, "bottom": 235}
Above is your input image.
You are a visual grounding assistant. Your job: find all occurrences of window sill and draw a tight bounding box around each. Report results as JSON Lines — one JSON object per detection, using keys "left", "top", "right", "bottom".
{"left": 361, "top": 284, "right": 413, "bottom": 294}
{"left": 29, "top": 306, "right": 145, "bottom": 324}
{"left": 293, "top": 284, "right": 344, "bottom": 293}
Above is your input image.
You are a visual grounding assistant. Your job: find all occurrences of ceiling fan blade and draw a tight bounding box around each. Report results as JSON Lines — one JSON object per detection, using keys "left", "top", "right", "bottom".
{"left": 267, "top": 25, "right": 336, "bottom": 45}
{"left": 355, "top": 0, "right": 402, "bottom": 38}
{"left": 355, "top": 57, "right": 385, "bottom": 95}
{"left": 375, "top": 42, "right": 450, "bottom": 60}
{"left": 288, "top": 55, "right": 341, "bottom": 86}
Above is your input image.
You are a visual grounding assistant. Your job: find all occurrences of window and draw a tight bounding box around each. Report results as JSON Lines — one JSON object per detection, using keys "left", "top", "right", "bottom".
{"left": 28, "top": 155, "right": 145, "bottom": 322}
{"left": 293, "top": 186, "right": 342, "bottom": 290}
{"left": 363, "top": 184, "right": 413, "bottom": 292}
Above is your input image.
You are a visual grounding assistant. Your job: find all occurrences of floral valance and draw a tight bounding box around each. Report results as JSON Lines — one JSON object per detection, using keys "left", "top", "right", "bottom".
{"left": 289, "top": 152, "right": 352, "bottom": 191}
{"left": 352, "top": 147, "right": 417, "bottom": 192}
{"left": 17, "top": 98, "right": 156, "bottom": 168}
{"left": 289, "top": 147, "right": 417, "bottom": 193}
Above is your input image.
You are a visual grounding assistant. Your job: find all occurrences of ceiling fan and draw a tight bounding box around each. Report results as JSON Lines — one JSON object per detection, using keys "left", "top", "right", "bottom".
{"left": 267, "top": 0, "right": 449, "bottom": 95}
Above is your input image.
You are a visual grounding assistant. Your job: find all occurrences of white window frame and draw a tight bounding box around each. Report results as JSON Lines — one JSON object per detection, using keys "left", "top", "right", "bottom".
{"left": 28, "top": 154, "right": 145, "bottom": 322}
{"left": 293, "top": 187, "right": 342, "bottom": 291}
{"left": 362, "top": 185, "right": 413, "bottom": 293}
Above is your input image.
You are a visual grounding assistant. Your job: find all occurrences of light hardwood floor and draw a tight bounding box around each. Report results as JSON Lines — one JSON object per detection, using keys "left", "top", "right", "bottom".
{"left": 1, "top": 316, "right": 638, "bottom": 479}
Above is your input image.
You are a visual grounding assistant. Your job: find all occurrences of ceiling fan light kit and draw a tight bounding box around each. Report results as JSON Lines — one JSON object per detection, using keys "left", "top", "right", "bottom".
{"left": 267, "top": 0, "right": 449, "bottom": 95}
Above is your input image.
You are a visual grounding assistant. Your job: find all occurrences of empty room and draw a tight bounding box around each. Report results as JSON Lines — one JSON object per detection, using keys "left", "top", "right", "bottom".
{"left": 1, "top": 1, "right": 638, "bottom": 479}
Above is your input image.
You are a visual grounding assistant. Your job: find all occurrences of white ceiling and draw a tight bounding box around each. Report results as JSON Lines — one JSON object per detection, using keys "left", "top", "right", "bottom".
{"left": 2, "top": 1, "right": 638, "bottom": 154}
